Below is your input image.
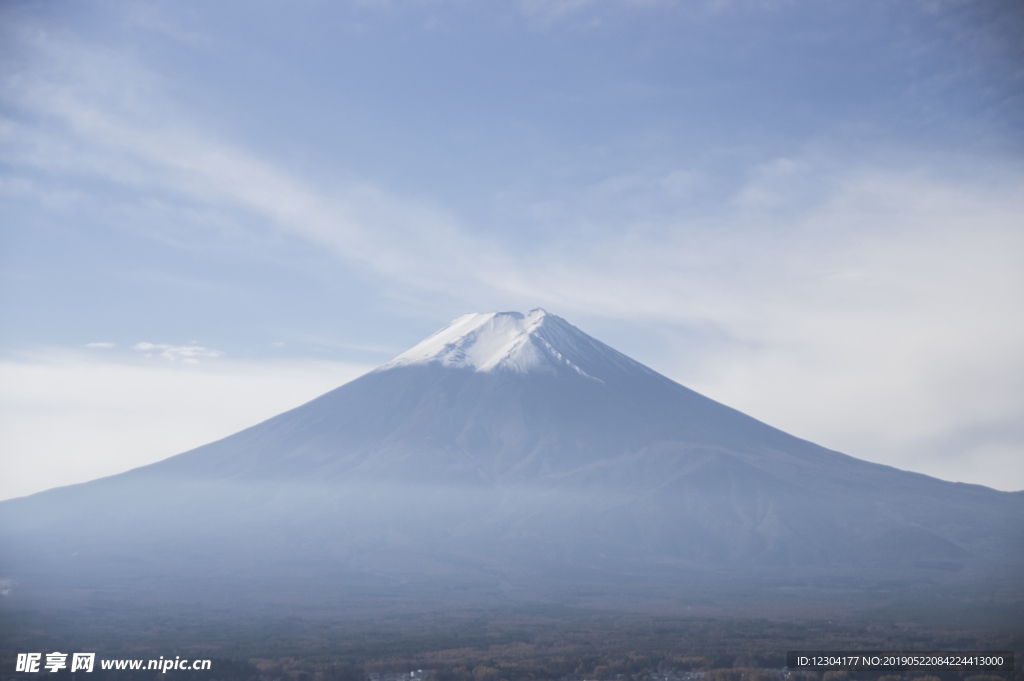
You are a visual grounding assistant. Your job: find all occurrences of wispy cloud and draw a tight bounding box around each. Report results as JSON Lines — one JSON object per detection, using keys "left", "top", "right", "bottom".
{"left": 1, "top": 29, "right": 505, "bottom": 293}
{"left": 131, "top": 342, "right": 222, "bottom": 363}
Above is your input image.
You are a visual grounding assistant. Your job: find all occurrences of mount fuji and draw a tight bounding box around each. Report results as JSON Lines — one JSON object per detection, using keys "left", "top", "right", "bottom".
{"left": 1, "top": 309, "right": 1022, "bottom": 621}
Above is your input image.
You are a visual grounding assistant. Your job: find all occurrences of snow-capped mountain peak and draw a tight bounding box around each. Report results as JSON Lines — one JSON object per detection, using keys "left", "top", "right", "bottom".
{"left": 379, "top": 308, "right": 600, "bottom": 377}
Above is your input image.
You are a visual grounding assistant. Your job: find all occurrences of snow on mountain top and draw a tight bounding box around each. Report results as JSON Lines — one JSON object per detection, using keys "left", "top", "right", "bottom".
{"left": 379, "top": 309, "right": 603, "bottom": 377}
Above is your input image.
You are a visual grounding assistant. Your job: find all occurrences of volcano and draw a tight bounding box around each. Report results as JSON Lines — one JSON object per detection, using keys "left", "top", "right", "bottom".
{"left": 1, "top": 309, "right": 1021, "bottom": 621}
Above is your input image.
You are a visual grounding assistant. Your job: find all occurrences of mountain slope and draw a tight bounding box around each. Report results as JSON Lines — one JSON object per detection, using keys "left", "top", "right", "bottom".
{"left": 132, "top": 309, "right": 903, "bottom": 486}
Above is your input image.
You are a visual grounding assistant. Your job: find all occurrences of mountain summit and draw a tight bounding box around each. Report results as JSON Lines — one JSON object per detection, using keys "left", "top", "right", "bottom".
{"left": 1, "top": 310, "right": 1021, "bottom": 620}
{"left": 381, "top": 308, "right": 635, "bottom": 380}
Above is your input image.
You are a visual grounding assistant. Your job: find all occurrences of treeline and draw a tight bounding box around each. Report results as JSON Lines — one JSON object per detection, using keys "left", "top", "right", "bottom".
{"left": 3, "top": 615, "right": 1019, "bottom": 681}
{"left": 1, "top": 656, "right": 1017, "bottom": 681}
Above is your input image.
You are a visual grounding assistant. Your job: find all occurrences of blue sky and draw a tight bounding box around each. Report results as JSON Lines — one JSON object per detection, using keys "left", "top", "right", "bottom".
{"left": 1, "top": 0, "right": 1023, "bottom": 499}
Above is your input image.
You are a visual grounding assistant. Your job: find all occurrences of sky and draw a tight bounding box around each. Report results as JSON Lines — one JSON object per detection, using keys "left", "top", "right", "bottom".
{"left": 1, "top": 0, "right": 1022, "bottom": 500}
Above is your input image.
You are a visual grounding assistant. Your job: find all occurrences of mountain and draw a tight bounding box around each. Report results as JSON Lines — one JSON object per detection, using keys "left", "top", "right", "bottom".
{"left": 1, "top": 309, "right": 1022, "bottom": 623}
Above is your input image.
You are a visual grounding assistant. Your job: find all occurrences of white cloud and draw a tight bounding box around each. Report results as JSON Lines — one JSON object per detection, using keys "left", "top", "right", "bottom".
{"left": 541, "top": 165, "right": 1024, "bottom": 490}
{"left": 0, "top": 351, "right": 373, "bottom": 501}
